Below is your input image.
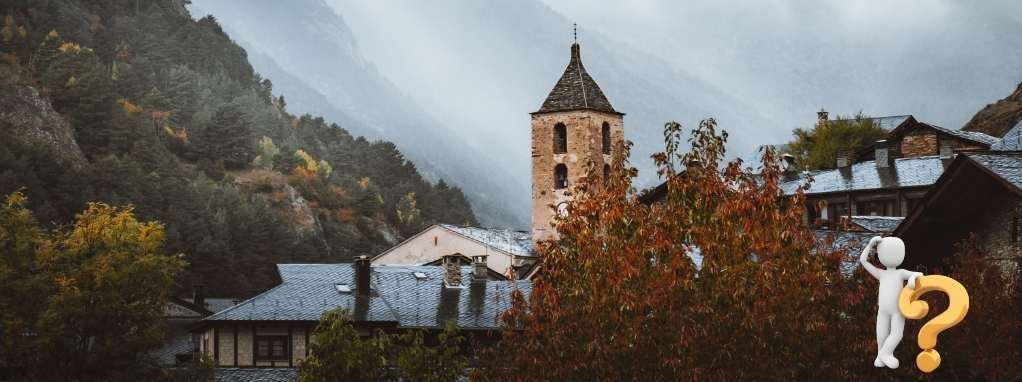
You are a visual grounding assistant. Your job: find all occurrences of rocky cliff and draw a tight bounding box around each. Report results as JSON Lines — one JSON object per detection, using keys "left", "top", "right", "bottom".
{"left": 962, "top": 81, "right": 1022, "bottom": 137}
{"left": 0, "top": 63, "right": 87, "bottom": 166}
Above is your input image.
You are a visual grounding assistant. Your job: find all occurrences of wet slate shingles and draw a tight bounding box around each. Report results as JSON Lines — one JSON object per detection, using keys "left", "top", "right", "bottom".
{"left": 849, "top": 216, "right": 903, "bottom": 233}
{"left": 214, "top": 368, "right": 298, "bottom": 382}
{"left": 781, "top": 156, "right": 946, "bottom": 195}
{"left": 535, "top": 43, "right": 618, "bottom": 114}
{"left": 922, "top": 122, "right": 1000, "bottom": 146}
{"left": 991, "top": 122, "right": 1022, "bottom": 151}
{"left": 205, "top": 264, "right": 529, "bottom": 331}
{"left": 441, "top": 224, "right": 535, "bottom": 257}
{"left": 814, "top": 230, "right": 876, "bottom": 276}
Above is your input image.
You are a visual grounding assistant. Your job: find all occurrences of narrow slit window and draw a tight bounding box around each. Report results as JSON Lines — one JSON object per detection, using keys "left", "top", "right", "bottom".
{"left": 602, "top": 122, "right": 611, "bottom": 154}
{"left": 553, "top": 123, "right": 567, "bottom": 153}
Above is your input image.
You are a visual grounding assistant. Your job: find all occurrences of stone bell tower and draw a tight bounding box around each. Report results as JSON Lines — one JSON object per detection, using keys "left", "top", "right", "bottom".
{"left": 530, "top": 40, "right": 624, "bottom": 246}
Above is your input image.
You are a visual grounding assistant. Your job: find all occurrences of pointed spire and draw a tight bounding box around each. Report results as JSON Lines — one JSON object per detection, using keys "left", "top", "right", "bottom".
{"left": 534, "top": 32, "right": 620, "bottom": 115}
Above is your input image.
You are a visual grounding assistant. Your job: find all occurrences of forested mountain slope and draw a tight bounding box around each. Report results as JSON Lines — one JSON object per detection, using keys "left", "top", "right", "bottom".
{"left": 189, "top": 0, "right": 530, "bottom": 228}
{"left": 0, "top": 0, "right": 477, "bottom": 296}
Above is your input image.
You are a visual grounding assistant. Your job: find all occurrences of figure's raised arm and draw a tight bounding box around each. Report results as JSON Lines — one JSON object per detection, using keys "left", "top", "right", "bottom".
{"left": 859, "top": 236, "right": 883, "bottom": 279}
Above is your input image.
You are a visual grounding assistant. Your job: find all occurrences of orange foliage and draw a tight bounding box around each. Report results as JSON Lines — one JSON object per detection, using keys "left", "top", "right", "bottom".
{"left": 336, "top": 208, "right": 356, "bottom": 223}
{"left": 477, "top": 120, "right": 882, "bottom": 380}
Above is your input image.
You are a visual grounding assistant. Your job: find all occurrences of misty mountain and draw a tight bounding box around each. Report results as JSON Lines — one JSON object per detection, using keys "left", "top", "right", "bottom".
{"left": 324, "top": 0, "right": 777, "bottom": 189}
{"left": 189, "top": 0, "right": 530, "bottom": 228}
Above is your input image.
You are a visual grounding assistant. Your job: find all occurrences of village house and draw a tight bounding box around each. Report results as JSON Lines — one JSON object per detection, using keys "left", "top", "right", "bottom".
{"left": 371, "top": 224, "right": 537, "bottom": 280}
{"left": 781, "top": 111, "right": 999, "bottom": 226}
{"left": 895, "top": 149, "right": 1022, "bottom": 271}
{"left": 193, "top": 256, "right": 527, "bottom": 371}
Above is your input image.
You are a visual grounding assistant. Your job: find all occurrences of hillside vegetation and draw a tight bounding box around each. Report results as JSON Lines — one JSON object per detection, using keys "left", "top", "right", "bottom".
{"left": 0, "top": 0, "right": 477, "bottom": 296}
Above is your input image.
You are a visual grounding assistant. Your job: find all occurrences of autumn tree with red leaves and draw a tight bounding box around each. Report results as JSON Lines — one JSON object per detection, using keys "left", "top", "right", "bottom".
{"left": 475, "top": 119, "right": 949, "bottom": 380}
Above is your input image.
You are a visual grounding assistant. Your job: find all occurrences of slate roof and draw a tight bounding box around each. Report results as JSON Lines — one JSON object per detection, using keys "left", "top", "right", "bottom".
{"left": 535, "top": 43, "right": 619, "bottom": 115}
{"left": 215, "top": 368, "right": 298, "bottom": 382}
{"left": 781, "top": 156, "right": 946, "bottom": 195}
{"left": 813, "top": 230, "right": 875, "bottom": 276}
{"left": 991, "top": 122, "right": 1022, "bottom": 151}
{"left": 440, "top": 224, "right": 535, "bottom": 257}
{"left": 205, "top": 264, "right": 530, "bottom": 330}
{"left": 848, "top": 216, "right": 903, "bottom": 233}
{"left": 922, "top": 122, "right": 1000, "bottom": 146}
{"left": 965, "top": 152, "right": 1022, "bottom": 190}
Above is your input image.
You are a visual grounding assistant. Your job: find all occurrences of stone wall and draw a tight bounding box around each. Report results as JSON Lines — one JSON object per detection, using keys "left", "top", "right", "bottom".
{"left": 531, "top": 110, "right": 623, "bottom": 244}
{"left": 900, "top": 131, "right": 938, "bottom": 157}
{"left": 975, "top": 196, "right": 1022, "bottom": 274}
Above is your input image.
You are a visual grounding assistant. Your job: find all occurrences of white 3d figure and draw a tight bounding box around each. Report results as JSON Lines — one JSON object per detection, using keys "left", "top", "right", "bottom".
{"left": 859, "top": 236, "right": 923, "bottom": 369}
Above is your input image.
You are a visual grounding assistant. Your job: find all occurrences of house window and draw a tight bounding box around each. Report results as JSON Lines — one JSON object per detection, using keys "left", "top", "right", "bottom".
{"left": 856, "top": 199, "right": 896, "bottom": 216}
{"left": 553, "top": 123, "right": 567, "bottom": 153}
{"left": 602, "top": 122, "right": 611, "bottom": 154}
{"left": 255, "top": 336, "right": 288, "bottom": 361}
{"left": 554, "top": 164, "right": 568, "bottom": 189}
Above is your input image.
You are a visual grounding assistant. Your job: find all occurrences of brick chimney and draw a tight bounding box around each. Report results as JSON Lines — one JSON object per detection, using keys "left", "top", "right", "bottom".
{"left": 354, "top": 255, "right": 371, "bottom": 296}
{"left": 471, "top": 255, "right": 488, "bottom": 283}
{"left": 817, "top": 108, "right": 829, "bottom": 127}
{"left": 442, "top": 254, "right": 462, "bottom": 288}
{"left": 875, "top": 140, "right": 891, "bottom": 168}
{"left": 836, "top": 150, "right": 851, "bottom": 168}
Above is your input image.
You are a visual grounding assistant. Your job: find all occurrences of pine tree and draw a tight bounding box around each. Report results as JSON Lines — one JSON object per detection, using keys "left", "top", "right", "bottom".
{"left": 197, "top": 103, "right": 255, "bottom": 170}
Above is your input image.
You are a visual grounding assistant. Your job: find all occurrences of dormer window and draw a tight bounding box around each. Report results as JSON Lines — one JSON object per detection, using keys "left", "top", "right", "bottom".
{"left": 335, "top": 284, "right": 352, "bottom": 294}
{"left": 554, "top": 123, "right": 567, "bottom": 153}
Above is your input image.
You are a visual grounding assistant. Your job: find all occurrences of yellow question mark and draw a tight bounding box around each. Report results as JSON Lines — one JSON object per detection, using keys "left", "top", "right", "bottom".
{"left": 898, "top": 275, "right": 969, "bottom": 373}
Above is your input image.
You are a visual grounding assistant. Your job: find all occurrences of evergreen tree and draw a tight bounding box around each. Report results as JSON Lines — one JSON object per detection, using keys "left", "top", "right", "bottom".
{"left": 197, "top": 103, "right": 255, "bottom": 170}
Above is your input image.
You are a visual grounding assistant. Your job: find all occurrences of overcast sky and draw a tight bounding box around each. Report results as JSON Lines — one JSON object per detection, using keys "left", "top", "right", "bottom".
{"left": 540, "top": 0, "right": 1022, "bottom": 131}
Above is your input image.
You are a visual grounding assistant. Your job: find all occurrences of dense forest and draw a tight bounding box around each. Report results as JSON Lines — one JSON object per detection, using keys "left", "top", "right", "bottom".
{"left": 0, "top": 0, "right": 477, "bottom": 297}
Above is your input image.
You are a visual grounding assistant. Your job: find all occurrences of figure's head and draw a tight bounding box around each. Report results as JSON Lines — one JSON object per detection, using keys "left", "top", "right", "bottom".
{"left": 877, "top": 237, "right": 906, "bottom": 268}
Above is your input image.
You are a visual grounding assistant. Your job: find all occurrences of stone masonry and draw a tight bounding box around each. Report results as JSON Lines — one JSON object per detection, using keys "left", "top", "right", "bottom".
{"left": 531, "top": 110, "right": 623, "bottom": 244}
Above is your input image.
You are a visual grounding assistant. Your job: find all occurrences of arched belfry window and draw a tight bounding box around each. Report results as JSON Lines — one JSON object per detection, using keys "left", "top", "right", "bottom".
{"left": 554, "top": 164, "right": 568, "bottom": 189}
{"left": 602, "top": 122, "right": 611, "bottom": 154}
{"left": 603, "top": 164, "right": 610, "bottom": 180}
{"left": 554, "top": 123, "right": 567, "bottom": 154}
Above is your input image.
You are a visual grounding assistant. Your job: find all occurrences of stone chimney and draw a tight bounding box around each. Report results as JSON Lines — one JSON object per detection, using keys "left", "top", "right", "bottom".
{"left": 835, "top": 150, "right": 851, "bottom": 168}
{"left": 875, "top": 140, "right": 891, "bottom": 168}
{"left": 938, "top": 140, "right": 954, "bottom": 159}
{"left": 781, "top": 153, "right": 798, "bottom": 181}
{"left": 192, "top": 285, "right": 205, "bottom": 310}
{"left": 442, "top": 254, "right": 462, "bottom": 288}
{"left": 354, "top": 255, "right": 371, "bottom": 296}
{"left": 817, "top": 108, "right": 829, "bottom": 127}
{"left": 471, "top": 255, "right": 488, "bottom": 283}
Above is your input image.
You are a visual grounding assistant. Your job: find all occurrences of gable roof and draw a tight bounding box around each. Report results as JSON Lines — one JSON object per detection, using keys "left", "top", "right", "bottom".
{"left": 894, "top": 151, "right": 1022, "bottom": 237}
{"left": 205, "top": 264, "right": 530, "bottom": 330}
{"left": 991, "top": 121, "right": 1022, "bottom": 151}
{"left": 534, "top": 43, "right": 620, "bottom": 115}
{"left": 889, "top": 117, "right": 999, "bottom": 146}
{"left": 440, "top": 224, "right": 535, "bottom": 258}
{"left": 781, "top": 155, "right": 946, "bottom": 195}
